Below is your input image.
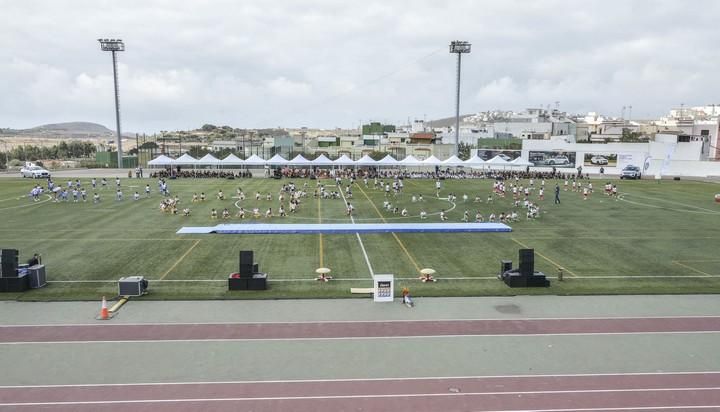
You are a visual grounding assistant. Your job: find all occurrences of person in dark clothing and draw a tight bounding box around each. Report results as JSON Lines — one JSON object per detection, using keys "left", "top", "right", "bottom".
{"left": 554, "top": 184, "right": 561, "bottom": 204}
{"left": 28, "top": 254, "right": 41, "bottom": 266}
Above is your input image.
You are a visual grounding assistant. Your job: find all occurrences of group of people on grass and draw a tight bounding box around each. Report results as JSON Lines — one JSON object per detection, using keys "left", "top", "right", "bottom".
{"left": 28, "top": 171, "right": 618, "bottom": 224}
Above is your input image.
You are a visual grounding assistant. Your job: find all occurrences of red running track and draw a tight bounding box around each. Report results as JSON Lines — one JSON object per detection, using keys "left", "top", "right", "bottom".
{"left": 1, "top": 317, "right": 720, "bottom": 342}
{"left": 1, "top": 373, "right": 719, "bottom": 411}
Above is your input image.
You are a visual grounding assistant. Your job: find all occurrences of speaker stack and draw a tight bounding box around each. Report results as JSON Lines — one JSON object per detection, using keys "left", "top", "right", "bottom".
{"left": 1, "top": 249, "right": 19, "bottom": 277}
{"left": 0, "top": 249, "right": 29, "bottom": 293}
{"left": 229, "top": 251, "right": 268, "bottom": 291}
{"left": 499, "top": 249, "right": 550, "bottom": 288}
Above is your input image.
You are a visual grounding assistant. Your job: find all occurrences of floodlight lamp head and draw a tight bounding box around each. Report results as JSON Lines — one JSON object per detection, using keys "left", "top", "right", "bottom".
{"left": 449, "top": 40, "right": 471, "bottom": 54}
{"left": 98, "top": 38, "right": 125, "bottom": 52}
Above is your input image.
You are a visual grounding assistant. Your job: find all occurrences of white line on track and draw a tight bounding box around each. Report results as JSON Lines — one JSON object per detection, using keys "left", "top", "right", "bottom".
{"left": 2, "top": 330, "right": 719, "bottom": 345}
{"left": 0, "top": 387, "right": 718, "bottom": 407}
{"left": 339, "top": 183, "right": 374, "bottom": 277}
{"left": 2, "top": 370, "right": 719, "bottom": 389}
{"left": 5, "top": 315, "right": 720, "bottom": 328}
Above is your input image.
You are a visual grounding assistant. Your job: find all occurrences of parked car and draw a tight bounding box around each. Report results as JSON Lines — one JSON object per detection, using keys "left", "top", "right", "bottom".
{"left": 620, "top": 165, "right": 642, "bottom": 179}
{"left": 590, "top": 155, "right": 608, "bottom": 165}
{"left": 546, "top": 156, "right": 570, "bottom": 165}
{"left": 20, "top": 165, "right": 51, "bottom": 179}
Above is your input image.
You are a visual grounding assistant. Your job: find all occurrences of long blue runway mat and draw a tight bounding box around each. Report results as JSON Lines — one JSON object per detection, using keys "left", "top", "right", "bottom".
{"left": 177, "top": 223, "right": 512, "bottom": 234}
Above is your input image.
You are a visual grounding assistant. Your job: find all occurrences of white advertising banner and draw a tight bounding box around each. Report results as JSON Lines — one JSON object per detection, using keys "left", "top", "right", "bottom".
{"left": 617, "top": 152, "right": 648, "bottom": 170}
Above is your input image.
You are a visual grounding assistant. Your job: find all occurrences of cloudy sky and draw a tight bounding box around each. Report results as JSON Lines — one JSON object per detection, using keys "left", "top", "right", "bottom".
{"left": 1, "top": 0, "right": 719, "bottom": 133}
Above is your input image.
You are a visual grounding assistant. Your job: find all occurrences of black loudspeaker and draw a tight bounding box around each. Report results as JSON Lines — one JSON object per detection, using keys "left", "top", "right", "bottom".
{"left": 239, "top": 251, "right": 254, "bottom": 266}
{"left": 1, "top": 249, "right": 19, "bottom": 278}
{"left": 503, "top": 273, "right": 527, "bottom": 287}
{"left": 500, "top": 260, "right": 512, "bottom": 276}
{"left": 0, "top": 273, "right": 29, "bottom": 292}
{"left": 228, "top": 275, "right": 249, "bottom": 291}
{"left": 519, "top": 249, "right": 534, "bottom": 276}
{"left": 239, "top": 251, "right": 255, "bottom": 277}
{"left": 253, "top": 263, "right": 259, "bottom": 273}
{"left": 248, "top": 273, "right": 268, "bottom": 290}
{"left": 239, "top": 265, "right": 253, "bottom": 277}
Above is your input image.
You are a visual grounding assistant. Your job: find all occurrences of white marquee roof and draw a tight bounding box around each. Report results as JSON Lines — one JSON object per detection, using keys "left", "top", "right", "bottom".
{"left": 147, "top": 155, "right": 174, "bottom": 166}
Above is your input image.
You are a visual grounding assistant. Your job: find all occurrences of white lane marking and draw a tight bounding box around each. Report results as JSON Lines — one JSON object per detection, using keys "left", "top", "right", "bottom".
{"left": 0, "top": 387, "right": 718, "bottom": 406}
{"left": 3, "top": 315, "right": 720, "bottom": 328}
{"left": 1, "top": 330, "right": 719, "bottom": 345}
{"left": 1, "top": 370, "right": 718, "bottom": 389}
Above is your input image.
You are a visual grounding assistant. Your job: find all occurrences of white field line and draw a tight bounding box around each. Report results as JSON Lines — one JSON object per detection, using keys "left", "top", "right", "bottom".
{"left": 45, "top": 274, "right": 719, "bottom": 284}
{"left": 0, "top": 194, "right": 52, "bottom": 210}
{"left": 622, "top": 191, "right": 720, "bottom": 214}
{"left": 338, "top": 183, "right": 374, "bottom": 277}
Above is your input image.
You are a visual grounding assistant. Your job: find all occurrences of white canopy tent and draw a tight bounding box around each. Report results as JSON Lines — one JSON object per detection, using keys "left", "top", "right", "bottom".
{"left": 243, "top": 154, "right": 267, "bottom": 166}
{"left": 288, "top": 154, "right": 311, "bottom": 166}
{"left": 355, "top": 154, "right": 377, "bottom": 166}
{"left": 147, "top": 155, "right": 174, "bottom": 166}
{"left": 485, "top": 155, "right": 510, "bottom": 168}
{"left": 509, "top": 157, "right": 533, "bottom": 167}
{"left": 442, "top": 155, "right": 465, "bottom": 167}
{"left": 266, "top": 154, "right": 288, "bottom": 166}
{"left": 399, "top": 155, "right": 422, "bottom": 167}
{"left": 463, "top": 154, "right": 486, "bottom": 167}
{"left": 311, "top": 154, "right": 334, "bottom": 166}
{"left": 422, "top": 155, "right": 442, "bottom": 166}
{"left": 197, "top": 153, "right": 221, "bottom": 167}
{"left": 376, "top": 155, "right": 399, "bottom": 166}
{"left": 221, "top": 153, "right": 244, "bottom": 166}
{"left": 333, "top": 154, "right": 355, "bottom": 166}
{"left": 174, "top": 153, "right": 198, "bottom": 165}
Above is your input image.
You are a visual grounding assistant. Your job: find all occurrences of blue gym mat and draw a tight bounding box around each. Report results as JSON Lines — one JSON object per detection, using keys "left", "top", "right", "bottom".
{"left": 177, "top": 222, "right": 512, "bottom": 234}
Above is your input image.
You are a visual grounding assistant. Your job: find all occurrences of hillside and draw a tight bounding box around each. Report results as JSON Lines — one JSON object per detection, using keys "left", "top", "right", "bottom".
{"left": 27, "top": 122, "right": 114, "bottom": 135}
{"left": 0, "top": 122, "right": 123, "bottom": 139}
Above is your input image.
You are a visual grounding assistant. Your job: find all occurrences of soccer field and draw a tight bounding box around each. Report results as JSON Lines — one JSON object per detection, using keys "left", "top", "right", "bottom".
{"left": 1, "top": 175, "right": 719, "bottom": 300}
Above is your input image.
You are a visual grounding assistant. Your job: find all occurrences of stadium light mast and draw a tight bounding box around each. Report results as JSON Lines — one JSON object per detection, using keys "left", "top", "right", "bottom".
{"left": 98, "top": 38, "right": 125, "bottom": 169}
{"left": 449, "top": 40, "right": 471, "bottom": 156}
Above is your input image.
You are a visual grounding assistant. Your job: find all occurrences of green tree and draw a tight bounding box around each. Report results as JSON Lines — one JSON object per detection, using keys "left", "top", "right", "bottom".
{"left": 367, "top": 151, "right": 388, "bottom": 161}
{"left": 188, "top": 145, "right": 209, "bottom": 158}
{"left": 457, "top": 142, "right": 473, "bottom": 160}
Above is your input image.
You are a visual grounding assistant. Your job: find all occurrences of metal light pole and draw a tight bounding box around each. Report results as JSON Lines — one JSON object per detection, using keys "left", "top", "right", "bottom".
{"left": 98, "top": 38, "right": 125, "bottom": 169}
{"left": 449, "top": 40, "right": 471, "bottom": 156}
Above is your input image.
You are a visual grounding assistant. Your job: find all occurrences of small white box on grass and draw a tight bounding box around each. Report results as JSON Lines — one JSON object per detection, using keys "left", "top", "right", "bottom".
{"left": 373, "top": 274, "right": 394, "bottom": 303}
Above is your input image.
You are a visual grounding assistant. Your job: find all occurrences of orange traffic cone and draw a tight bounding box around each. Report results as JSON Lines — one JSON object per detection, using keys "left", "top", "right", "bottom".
{"left": 98, "top": 296, "right": 109, "bottom": 320}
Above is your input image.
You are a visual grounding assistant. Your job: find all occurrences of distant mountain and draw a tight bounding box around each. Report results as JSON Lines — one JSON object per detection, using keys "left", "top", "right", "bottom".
{"left": 27, "top": 122, "right": 114, "bottom": 135}
{"left": 0, "top": 122, "right": 127, "bottom": 139}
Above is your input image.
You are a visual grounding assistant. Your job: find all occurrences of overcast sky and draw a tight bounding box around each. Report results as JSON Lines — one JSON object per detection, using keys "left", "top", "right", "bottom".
{"left": 1, "top": 0, "right": 719, "bottom": 133}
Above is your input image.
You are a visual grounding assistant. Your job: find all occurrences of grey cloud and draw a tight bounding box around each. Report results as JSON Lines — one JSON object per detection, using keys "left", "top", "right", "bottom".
{"left": 1, "top": 0, "right": 720, "bottom": 131}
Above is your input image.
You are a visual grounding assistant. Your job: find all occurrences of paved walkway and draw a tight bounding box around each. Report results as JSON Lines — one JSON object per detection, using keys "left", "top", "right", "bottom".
{"left": 2, "top": 294, "right": 720, "bottom": 325}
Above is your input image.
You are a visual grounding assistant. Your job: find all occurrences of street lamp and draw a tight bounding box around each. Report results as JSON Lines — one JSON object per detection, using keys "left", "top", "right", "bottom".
{"left": 449, "top": 40, "right": 471, "bottom": 156}
{"left": 98, "top": 38, "right": 125, "bottom": 169}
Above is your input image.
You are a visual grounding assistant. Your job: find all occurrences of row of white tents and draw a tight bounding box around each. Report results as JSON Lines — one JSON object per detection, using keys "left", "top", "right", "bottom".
{"left": 148, "top": 153, "right": 534, "bottom": 168}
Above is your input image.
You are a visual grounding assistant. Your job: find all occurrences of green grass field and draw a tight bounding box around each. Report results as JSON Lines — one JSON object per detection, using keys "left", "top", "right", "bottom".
{"left": 1, "top": 175, "right": 719, "bottom": 300}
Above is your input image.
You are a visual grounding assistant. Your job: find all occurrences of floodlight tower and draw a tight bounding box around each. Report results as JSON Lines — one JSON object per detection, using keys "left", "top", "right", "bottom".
{"left": 449, "top": 40, "right": 471, "bottom": 156}
{"left": 98, "top": 38, "right": 125, "bottom": 168}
